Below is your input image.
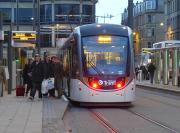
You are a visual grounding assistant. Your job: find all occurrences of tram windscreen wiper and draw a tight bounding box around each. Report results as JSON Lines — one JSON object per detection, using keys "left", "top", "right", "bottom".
{"left": 89, "top": 61, "right": 104, "bottom": 76}
{"left": 84, "top": 57, "right": 104, "bottom": 76}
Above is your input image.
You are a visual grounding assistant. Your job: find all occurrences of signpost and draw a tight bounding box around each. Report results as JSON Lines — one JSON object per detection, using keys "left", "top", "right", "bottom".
{"left": 0, "top": 31, "right": 4, "bottom": 41}
{"left": 11, "top": 31, "right": 36, "bottom": 48}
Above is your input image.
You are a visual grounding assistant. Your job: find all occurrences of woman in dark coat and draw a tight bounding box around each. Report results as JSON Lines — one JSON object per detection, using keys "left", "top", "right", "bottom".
{"left": 22, "top": 58, "right": 33, "bottom": 96}
{"left": 52, "top": 56, "right": 63, "bottom": 98}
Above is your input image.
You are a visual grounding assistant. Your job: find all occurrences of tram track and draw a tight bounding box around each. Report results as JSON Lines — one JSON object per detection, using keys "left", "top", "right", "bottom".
{"left": 91, "top": 108, "right": 180, "bottom": 133}
{"left": 65, "top": 103, "right": 180, "bottom": 133}
{"left": 128, "top": 109, "right": 180, "bottom": 133}
{"left": 65, "top": 103, "right": 121, "bottom": 133}
{"left": 89, "top": 109, "right": 120, "bottom": 133}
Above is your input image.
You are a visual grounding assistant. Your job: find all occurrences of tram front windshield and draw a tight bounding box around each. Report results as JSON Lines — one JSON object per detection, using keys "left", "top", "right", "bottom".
{"left": 82, "top": 35, "right": 128, "bottom": 75}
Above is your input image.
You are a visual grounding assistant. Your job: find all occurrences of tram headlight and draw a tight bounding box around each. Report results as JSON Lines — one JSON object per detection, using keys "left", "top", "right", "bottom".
{"left": 88, "top": 77, "right": 102, "bottom": 90}
{"left": 114, "top": 77, "right": 125, "bottom": 89}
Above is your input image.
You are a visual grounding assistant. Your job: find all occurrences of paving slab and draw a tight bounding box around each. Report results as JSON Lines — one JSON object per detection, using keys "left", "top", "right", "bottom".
{"left": 0, "top": 91, "right": 69, "bottom": 133}
{"left": 0, "top": 95, "right": 42, "bottom": 133}
{"left": 42, "top": 97, "right": 68, "bottom": 133}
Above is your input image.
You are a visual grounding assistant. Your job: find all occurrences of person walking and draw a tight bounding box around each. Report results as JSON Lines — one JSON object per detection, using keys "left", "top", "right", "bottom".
{"left": 52, "top": 56, "right": 63, "bottom": 98}
{"left": 140, "top": 64, "right": 148, "bottom": 80}
{"left": 148, "top": 62, "right": 156, "bottom": 84}
{"left": 29, "top": 54, "right": 44, "bottom": 100}
{"left": 22, "top": 58, "right": 33, "bottom": 96}
{"left": 42, "top": 54, "right": 54, "bottom": 97}
{"left": 135, "top": 66, "right": 140, "bottom": 79}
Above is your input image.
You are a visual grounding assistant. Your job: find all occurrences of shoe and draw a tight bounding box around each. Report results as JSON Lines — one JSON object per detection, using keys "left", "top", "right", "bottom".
{"left": 29, "top": 96, "right": 34, "bottom": 100}
{"left": 37, "top": 98, "right": 42, "bottom": 101}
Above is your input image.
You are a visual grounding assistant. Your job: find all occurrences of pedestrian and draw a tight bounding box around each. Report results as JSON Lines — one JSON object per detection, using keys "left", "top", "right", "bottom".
{"left": 29, "top": 54, "right": 44, "bottom": 100}
{"left": 148, "top": 62, "right": 156, "bottom": 84}
{"left": 140, "top": 64, "right": 148, "bottom": 80}
{"left": 135, "top": 66, "right": 139, "bottom": 79}
{"left": 42, "top": 54, "right": 54, "bottom": 97}
{"left": 52, "top": 56, "right": 63, "bottom": 98}
{"left": 22, "top": 58, "right": 33, "bottom": 96}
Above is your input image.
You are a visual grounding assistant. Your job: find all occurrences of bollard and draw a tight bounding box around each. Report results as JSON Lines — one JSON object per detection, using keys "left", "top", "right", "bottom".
{"left": 138, "top": 70, "right": 142, "bottom": 82}
{"left": 0, "top": 80, "right": 2, "bottom": 97}
{"left": 0, "top": 67, "right": 3, "bottom": 97}
{"left": 178, "top": 76, "right": 180, "bottom": 87}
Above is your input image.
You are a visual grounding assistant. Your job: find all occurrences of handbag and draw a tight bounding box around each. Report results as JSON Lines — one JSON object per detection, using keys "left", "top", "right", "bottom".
{"left": 41, "top": 79, "right": 48, "bottom": 94}
{"left": 41, "top": 78, "right": 55, "bottom": 94}
{"left": 46, "top": 78, "right": 54, "bottom": 90}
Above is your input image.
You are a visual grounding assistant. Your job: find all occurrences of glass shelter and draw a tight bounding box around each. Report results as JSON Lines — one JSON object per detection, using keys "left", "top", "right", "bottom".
{"left": 143, "top": 40, "right": 180, "bottom": 86}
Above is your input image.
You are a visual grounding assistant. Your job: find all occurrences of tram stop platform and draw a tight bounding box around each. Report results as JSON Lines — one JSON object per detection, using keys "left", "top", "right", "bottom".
{"left": 0, "top": 91, "right": 68, "bottom": 133}
{"left": 136, "top": 80, "right": 180, "bottom": 95}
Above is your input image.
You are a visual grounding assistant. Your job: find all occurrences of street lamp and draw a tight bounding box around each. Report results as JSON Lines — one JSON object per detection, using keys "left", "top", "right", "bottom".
{"left": 37, "top": 0, "right": 40, "bottom": 54}
{"left": 160, "top": 22, "right": 164, "bottom": 26}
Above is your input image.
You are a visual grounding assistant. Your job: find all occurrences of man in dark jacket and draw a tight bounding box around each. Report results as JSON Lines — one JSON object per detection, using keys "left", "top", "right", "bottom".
{"left": 29, "top": 54, "right": 44, "bottom": 100}
{"left": 42, "top": 55, "right": 54, "bottom": 97}
{"left": 148, "top": 62, "right": 156, "bottom": 84}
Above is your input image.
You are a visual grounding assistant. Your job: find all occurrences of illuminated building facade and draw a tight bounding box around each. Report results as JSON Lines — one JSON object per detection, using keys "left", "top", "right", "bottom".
{"left": 121, "top": 0, "right": 165, "bottom": 64}
{"left": 0, "top": 0, "right": 97, "bottom": 47}
{"left": 164, "top": 0, "right": 180, "bottom": 40}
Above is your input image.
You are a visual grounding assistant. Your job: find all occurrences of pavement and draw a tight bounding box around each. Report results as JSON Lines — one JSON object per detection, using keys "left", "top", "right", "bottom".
{"left": 42, "top": 96, "right": 68, "bottom": 133}
{"left": 136, "top": 80, "right": 180, "bottom": 95}
{"left": 0, "top": 91, "right": 69, "bottom": 133}
{"left": 0, "top": 80, "right": 179, "bottom": 133}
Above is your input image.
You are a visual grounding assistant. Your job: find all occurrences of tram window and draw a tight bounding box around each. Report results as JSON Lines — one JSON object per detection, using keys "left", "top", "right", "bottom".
{"left": 71, "top": 45, "right": 80, "bottom": 77}
{"left": 82, "top": 36, "right": 128, "bottom": 75}
{"left": 63, "top": 50, "right": 70, "bottom": 77}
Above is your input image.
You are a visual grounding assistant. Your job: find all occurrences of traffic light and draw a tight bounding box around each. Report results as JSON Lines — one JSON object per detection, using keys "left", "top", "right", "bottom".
{"left": 15, "top": 58, "right": 20, "bottom": 64}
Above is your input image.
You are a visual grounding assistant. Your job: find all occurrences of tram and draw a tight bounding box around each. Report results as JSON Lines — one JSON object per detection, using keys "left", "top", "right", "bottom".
{"left": 60, "top": 23, "right": 135, "bottom": 104}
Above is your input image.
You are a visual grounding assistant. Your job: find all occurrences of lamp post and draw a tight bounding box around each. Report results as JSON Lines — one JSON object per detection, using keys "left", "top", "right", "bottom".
{"left": 37, "top": 0, "right": 40, "bottom": 54}
{"left": 16, "top": 0, "right": 19, "bottom": 31}
{"left": 32, "top": 0, "right": 35, "bottom": 30}
{"left": 95, "top": 14, "right": 114, "bottom": 23}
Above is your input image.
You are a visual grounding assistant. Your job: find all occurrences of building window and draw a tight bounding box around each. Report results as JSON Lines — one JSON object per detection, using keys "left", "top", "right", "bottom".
{"left": 148, "top": 42, "right": 152, "bottom": 48}
{"left": 146, "top": 0, "right": 156, "bottom": 10}
{"left": 82, "top": 5, "right": 92, "bottom": 23}
{"left": 178, "top": 0, "right": 180, "bottom": 11}
{"left": 0, "top": 8, "right": 11, "bottom": 24}
{"left": 40, "top": 34, "right": 51, "bottom": 47}
{"left": 55, "top": 4, "right": 80, "bottom": 23}
{"left": 147, "top": 14, "right": 152, "bottom": 23}
{"left": 147, "top": 29, "right": 152, "bottom": 37}
{"left": 14, "top": 8, "right": 33, "bottom": 24}
{"left": 152, "top": 28, "right": 154, "bottom": 36}
{"left": 40, "top": 4, "right": 52, "bottom": 23}
{"left": 18, "top": 0, "right": 34, "bottom": 1}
